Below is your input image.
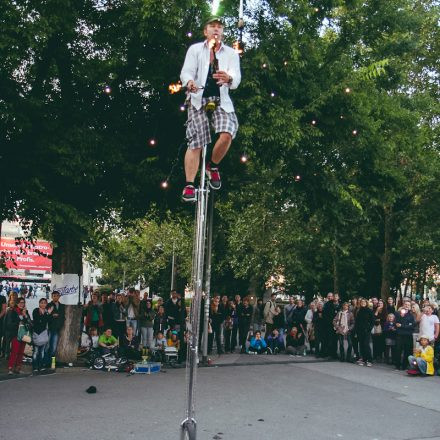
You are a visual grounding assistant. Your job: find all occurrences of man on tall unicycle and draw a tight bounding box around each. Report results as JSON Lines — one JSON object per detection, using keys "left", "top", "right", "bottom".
{"left": 180, "top": 16, "right": 241, "bottom": 202}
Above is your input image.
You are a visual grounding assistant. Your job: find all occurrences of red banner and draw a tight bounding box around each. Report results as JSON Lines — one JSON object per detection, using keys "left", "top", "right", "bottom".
{"left": 0, "top": 237, "right": 52, "bottom": 271}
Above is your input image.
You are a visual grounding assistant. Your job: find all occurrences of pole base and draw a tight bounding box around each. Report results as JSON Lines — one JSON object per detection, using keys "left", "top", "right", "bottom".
{"left": 180, "top": 418, "right": 197, "bottom": 440}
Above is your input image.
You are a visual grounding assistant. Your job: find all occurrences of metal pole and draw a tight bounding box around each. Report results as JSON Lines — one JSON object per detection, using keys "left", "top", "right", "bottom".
{"left": 202, "top": 191, "right": 214, "bottom": 364}
{"left": 181, "top": 144, "right": 209, "bottom": 440}
{"left": 171, "top": 241, "right": 176, "bottom": 291}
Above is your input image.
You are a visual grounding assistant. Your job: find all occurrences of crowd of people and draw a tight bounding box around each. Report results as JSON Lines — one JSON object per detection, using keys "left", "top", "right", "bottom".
{"left": 0, "top": 285, "right": 438, "bottom": 377}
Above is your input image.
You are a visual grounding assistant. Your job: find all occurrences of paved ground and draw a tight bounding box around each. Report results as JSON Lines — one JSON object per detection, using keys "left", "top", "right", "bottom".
{"left": 1, "top": 359, "right": 439, "bottom": 440}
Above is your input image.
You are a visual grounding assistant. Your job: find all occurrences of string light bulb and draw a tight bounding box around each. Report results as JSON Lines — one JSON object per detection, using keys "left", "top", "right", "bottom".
{"left": 294, "top": 175, "right": 301, "bottom": 182}
{"left": 240, "top": 154, "right": 248, "bottom": 163}
{"left": 340, "top": 115, "right": 344, "bottom": 119}
{"left": 186, "top": 32, "right": 192, "bottom": 38}
{"left": 104, "top": 85, "right": 111, "bottom": 94}
{"left": 284, "top": 61, "right": 288, "bottom": 66}
{"left": 352, "top": 130, "right": 358, "bottom": 136}
{"left": 161, "top": 181, "right": 169, "bottom": 189}
{"left": 345, "top": 87, "right": 351, "bottom": 93}
{"left": 311, "top": 120, "right": 317, "bottom": 125}
{"left": 270, "top": 92, "right": 276, "bottom": 97}
{"left": 180, "top": 105, "right": 186, "bottom": 112}
{"left": 149, "top": 139, "right": 156, "bottom": 146}
{"left": 262, "top": 63, "right": 267, "bottom": 68}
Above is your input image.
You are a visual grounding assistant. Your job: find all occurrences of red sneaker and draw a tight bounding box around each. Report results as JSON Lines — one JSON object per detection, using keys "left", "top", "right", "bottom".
{"left": 206, "top": 164, "right": 221, "bottom": 190}
{"left": 182, "top": 185, "right": 197, "bottom": 202}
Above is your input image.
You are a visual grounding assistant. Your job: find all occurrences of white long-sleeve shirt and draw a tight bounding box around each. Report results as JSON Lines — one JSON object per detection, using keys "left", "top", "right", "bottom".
{"left": 180, "top": 41, "right": 241, "bottom": 113}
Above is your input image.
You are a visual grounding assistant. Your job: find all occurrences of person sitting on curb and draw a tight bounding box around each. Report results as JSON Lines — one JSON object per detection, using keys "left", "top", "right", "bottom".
{"left": 248, "top": 331, "right": 269, "bottom": 354}
{"left": 266, "top": 328, "right": 285, "bottom": 354}
{"left": 407, "top": 335, "right": 434, "bottom": 376}
{"left": 286, "top": 326, "right": 306, "bottom": 356}
{"left": 98, "top": 327, "right": 118, "bottom": 355}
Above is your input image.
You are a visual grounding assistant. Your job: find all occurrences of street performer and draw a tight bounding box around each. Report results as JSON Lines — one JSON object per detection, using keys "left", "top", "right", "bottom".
{"left": 180, "top": 16, "right": 241, "bottom": 202}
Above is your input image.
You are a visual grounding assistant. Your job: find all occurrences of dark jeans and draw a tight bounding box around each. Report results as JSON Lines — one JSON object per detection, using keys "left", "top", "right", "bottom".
{"left": 372, "top": 334, "right": 385, "bottom": 360}
{"left": 322, "top": 326, "right": 337, "bottom": 358}
{"left": 351, "top": 334, "right": 360, "bottom": 359}
{"left": 337, "top": 334, "right": 352, "bottom": 361}
{"left": 395, "top": 334, "right": 413, "bottom": 370}
{"left": 208, "top": 326, "right": 223, "bottom": 354}
{"left": 358, "top": 331, "right": 372, "bottom": 362}
{"left": 238, "top": 325, "right": 250, "bottom": 351}
{"left": 224, "top": 325, "right": 238, "bottom": 352}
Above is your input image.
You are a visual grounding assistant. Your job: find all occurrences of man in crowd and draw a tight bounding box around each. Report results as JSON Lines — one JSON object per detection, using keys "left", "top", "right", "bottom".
{"left": 264, "top": 292, "right": 279, "bottom": 336}
{"left": 47, "top": 291, "right": 65, "bottom": 362}
{"left": 284, "top": 296, "right": 296, "bottom": 330}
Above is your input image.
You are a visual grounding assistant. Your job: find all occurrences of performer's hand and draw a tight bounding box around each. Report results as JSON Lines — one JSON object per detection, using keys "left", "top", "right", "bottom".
{"left": 213, "top": 70, "right": 231, "bottom": 85}
{"left": 186, "top": 80, "right": 198, "bottom": 93}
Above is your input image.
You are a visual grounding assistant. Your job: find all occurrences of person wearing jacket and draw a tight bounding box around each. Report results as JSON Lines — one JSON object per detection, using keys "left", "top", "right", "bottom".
{"left": 286, "top": 326, "right": 306, "bottom": 355}
{"left": 394, "top": 299, "right": 415, "bottom": 371}
{"left": 333, "top": 302, "right": 355, "bottom": 362}
{"left": 32, "top": 298, "right": 50, "bottom": 372}
{"left": 84, "top": 293, "right": 103, "bottom": 331}
{"left": 153, "top": 305, "right": 168, "bottom": 336}
{"left": 291, "top": 299, "right": 307, "bottom": 334}
{"left": 112, "top": 293, "right": 127, "bottom": 340}
{"left": 407, "top": 335, "right": 434, "bottom": 376}
{"left": 6, "top": 297, "right": 31, "bottom": 374}
{"left": 313, "top": 302, "right": 325, "bottom": 357}
{"left": 124, "top": 288, "right": 140, "bottom": 335}
{"left": 139, "top": 297, "right": 156, "bottom": 349}
{"left": 46, "top": 291, "right": 65, "bottom": 362}
{"left": 354, "top": 298, "right": 374, "bottom": 366}
{"left": 238, "top": 297, "right": 253, "bottom": 353}
{"left": 208, "top": 298, "right": 224, "bottom": 355}
{"left": 263, "top": 292, "right": 279, "bottom": 336}
{"left": 252, "top": 298, "right": 265, "bottom": 333}
{"left": 322, "top": 293, "right": 339, "bottom": 359}
{"left": 266, "top": 328, "right": 285, "bottom": 354}
{"left": 248, "top": 331, "right": 268, "bottom": 354}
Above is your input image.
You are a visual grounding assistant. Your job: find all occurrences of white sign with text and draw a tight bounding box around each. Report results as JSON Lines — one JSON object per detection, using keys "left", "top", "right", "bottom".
{"left": 51, "top": 273, "right": 82, "bottom": 305}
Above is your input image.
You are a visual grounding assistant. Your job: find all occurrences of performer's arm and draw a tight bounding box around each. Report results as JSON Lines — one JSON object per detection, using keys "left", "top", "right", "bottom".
{"left": 180, "top": 45, "right": 198, "bottom": 88}
{"left": 227, "top": 50, "right": 241, "bottom": 90}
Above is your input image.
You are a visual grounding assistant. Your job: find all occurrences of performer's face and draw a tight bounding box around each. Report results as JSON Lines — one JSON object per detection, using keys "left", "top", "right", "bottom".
{"left": 204, "top": 22, "right": 224, "bottom": 43}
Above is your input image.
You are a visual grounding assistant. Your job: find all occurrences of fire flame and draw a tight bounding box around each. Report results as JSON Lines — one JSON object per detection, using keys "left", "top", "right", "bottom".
{"left": 169, "top": 82, "right": 182, "bottom": 94}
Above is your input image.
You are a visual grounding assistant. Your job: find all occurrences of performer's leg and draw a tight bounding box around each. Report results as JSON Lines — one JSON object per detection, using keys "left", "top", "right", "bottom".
{"left": 211, "top": 133, "right": 232, "bottom": 165}
{"left": 184, "top": 148, "right": 202, "bottom": 183}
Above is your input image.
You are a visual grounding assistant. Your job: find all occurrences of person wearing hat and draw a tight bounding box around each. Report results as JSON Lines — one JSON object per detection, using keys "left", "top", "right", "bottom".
{"left": 407, "top": 335, "right": 434, "bottom": 375}
{"left": 180, "top": 16, "right": 241, "bottom": 202}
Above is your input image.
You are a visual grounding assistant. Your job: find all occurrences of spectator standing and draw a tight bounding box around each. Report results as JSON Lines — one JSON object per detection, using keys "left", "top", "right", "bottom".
{"left": 394, "top": 299, "right": 415, "bottom": 370}
{"left": 153, "top": 305, "right": 168, "bottom": 336}
{"left": 251, "top": 298, "right": 264, "bottom": 333}
{"left": 313, "top": 302, "right": 325, "bottom": 357}
{"left": 354, "top": 298, "right": 374, "bottom": 367}
{"left": 208, "top": 298, "right": 224, "bottom": 355}
{"left": 101, "top": 294, "right": 114, "bottom": 331}
{"left": 125, "top": 288, "right": 140, "bottom": 335}
{"left": 284, "top": 296, "right": 296, "bottom": 330}
{"left": 238, "top": 297, "right": 252, "bottom": 353}
{"left": 85, "top": 293, "right": 103, "bottom": 331}
{"left": 305, "top": 302, "right": 316, "bottom": 354}
{"left": 418, "top": 305, "right": 439, "bottom": 345}
{"left": 372, "top": 299, "right": 387, "bottom": 362}
{"left": 139, "top": 297, "right": 155, "bottom": 349}
{"left": 112, "top": 293, "right": 127, "bottom": 340}
{"left": 383, "top": 313, "right": 397, "bottom": 365}
{"left": 47, "top": 291, "right": 65, "bottom": 362}
{"left": 0, "top": 293, "right": 7, "bottom": 357}
{"left": 322, "top": 292, "right": 338, "bottom": 359}
{"left": 263, "top": 292, "right": 279, "bottom": 336}
{"left": 386, "top": 296, "right": 396, "bottom": 314}
{"left": 333, "top": 302, "right": 355, "bottom": 362}
{"left": 291, "top": 299, "right": 307, "bottom": 335}
{"left": 5, "top": 297, "right": 31, "bottom": 374}
{"left": 32, "top": 298, "right": 50, "bottom": 372}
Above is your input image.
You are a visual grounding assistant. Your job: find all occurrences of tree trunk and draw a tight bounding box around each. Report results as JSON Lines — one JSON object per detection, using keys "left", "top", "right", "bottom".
{"left": 51, "top": 230, "right": 83, "bottom": 363}
{"left": 332, "top": 238, "right": 340, "bottom": 296}
{"left": 380, "top": 205, "right": 393, "bottom": 301}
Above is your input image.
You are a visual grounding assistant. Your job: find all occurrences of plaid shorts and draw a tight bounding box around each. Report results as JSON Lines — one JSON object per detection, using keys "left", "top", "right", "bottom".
{"left": 186, "top": 98, "right": 239, "bottom": 149}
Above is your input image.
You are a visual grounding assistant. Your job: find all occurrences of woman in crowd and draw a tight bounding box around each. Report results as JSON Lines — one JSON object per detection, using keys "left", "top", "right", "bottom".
{"left": 208, "top": 297, "right": 224, "bottom": 355}
{"left": 333, "top": 302, "right": 355, "bottom": 362}
{"left": 383, "top": 313, "right": 397, "bottom": 365}
{"left": 32, "top": 298, "right": 51, "bottom": 372}
{"left": 372, "top": 299, "right": 387, "bottom": 362}
{"left": 153, "top": 305, "right": 168, "bottom": 336}
{"left": 386, "top": 296, "right": 396, "bottom": 314}
{"left": 305, "top": 302, "right": 316, "bottom": 354}
{"left": 252, "top": 298, "right": 265, "bottom": 333}
{"left": 238, "top": 296, "right": 253, "bottom": 353}
{"left": 228, "top": 300, "right": 238, "bottom": 353}
{"left": 354, "top": 298, "right": 374, "bottom": 367}
{"left": 2, "top": 295, "right": 17, "bottom": 359}
{"left": 139, "top": 298, "right": 155, "bottom": 349}
{"left": 84, "top": 293, "right": 103, "bottom": 332}
{"left": 5, "top": 297, "right": 31, "bottom": 374}
{"left": 120, "top": 326, "right": 141, "bottom": 360}
{"left": 313, "top": 302, "right": 325, "bottom": 357}
{"left": 410, "top": 302, "right": 422, "bottom": 347}
{"left": 286, "top": 326, "right": 306, "bottom": 356}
